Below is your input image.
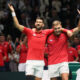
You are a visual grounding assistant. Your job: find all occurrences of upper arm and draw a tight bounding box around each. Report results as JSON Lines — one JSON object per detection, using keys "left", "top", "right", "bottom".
{"left": 22, "top": 27, "right": 32, "bottom": 36}
{"left": 66, "top": 29, "right": 73, "bottom": 37}
{"left": 45, "top": 29, "right": 54, "bottom": 35}
{"left": 17, "top": 24, "right": 24, "bottom": 32}
{"left": 61, "top": 28, "right": 73, "bottom": 37}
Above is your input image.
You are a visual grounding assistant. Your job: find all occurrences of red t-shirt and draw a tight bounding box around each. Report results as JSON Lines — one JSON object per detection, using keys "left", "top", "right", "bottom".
{"left": 3, "top": 42, "right": 12, "bottom": 62}
{"left": 77, "top": 45, "right": 80, "bottom": 62}
{"left": 16, "top": 44, "right": 28, "bottom": 63}
{"left": 22, "top": 27, "right": 53, "bottom": 60}
{"left": 47, "top": 33, "right": 68, "bottom": 65}
{"left": 0, "top": 44, "right": 7, "bottom": 66}
{"left": 68, "top": 47, "right": 78, "bottom": 62}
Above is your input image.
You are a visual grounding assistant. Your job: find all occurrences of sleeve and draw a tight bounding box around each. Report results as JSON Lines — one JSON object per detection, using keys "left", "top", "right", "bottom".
{"left": 22, "top": 27, "right": 32, "bottom": 36}
{"left": 63, "top": 29, "right": 73, "bottom": 33}
{"left": 44, "top": 29, "right": 54, "bottom": 35}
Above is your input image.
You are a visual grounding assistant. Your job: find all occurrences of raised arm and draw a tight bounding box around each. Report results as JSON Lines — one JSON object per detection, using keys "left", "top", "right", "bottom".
{"left": 61, "top": 28, "right": 73, "bottom": 37}
{"left": 72, "top": 9, "right": 80, "bottom": 33}
{"left": 8, "top": 4, "right": 24, "bottom": 32}
{"left": 61, "top": 9, "right": 80, "bottom": 37}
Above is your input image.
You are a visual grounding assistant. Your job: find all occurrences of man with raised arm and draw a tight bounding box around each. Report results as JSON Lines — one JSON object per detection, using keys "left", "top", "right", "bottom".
{"left": 8, "top": 4, "right": 54, "bottom": 80}
{"left": 47, "top": 9, "right": 80, "bottom": 80}
{"left": 8, "top": 3, "right": 74, "bottom": 80}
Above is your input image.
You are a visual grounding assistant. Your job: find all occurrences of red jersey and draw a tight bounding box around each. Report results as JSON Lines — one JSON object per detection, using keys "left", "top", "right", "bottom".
{"left": 0, "top": 44, "right": 7, "bottom": 66}
{"left": 77, "top": 45, "right": 80, "bottom": 62}
{"left": 68, "top": 47, "right": 78, "bottom": 62}
{"left": 3, "top": 42, "right": 12, "bottom": 62}
{"left": 22, "top": 27, "right": 53, "bottom": 60}
{"left": 16, "top": 44, "right": 28, "bottom": 63}
{"left": 47, "top": 33, "right": 68, "bottom": 65}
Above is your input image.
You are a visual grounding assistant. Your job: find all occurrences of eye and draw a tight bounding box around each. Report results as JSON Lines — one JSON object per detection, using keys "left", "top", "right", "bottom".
{"left": 58, "top": 27, "right": 60, "bottom": 29}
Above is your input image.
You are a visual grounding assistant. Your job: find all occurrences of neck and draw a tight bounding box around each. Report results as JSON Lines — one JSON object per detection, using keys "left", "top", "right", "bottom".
{"left": 53, "top": 32, "right": 60, "bottom": 37}
{"left": 36, "top": 28, "right": 42, "bottom": 32}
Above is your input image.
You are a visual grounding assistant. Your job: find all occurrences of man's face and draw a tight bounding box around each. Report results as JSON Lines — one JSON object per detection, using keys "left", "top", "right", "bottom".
{"left": 35, "top": 19, "right": 44, "bottom": 30}
{"left": 0, "top": 36, "right": 5, "bottom": 42}
{"left": 53, "top": 24, "right": 62, "bottom": 36}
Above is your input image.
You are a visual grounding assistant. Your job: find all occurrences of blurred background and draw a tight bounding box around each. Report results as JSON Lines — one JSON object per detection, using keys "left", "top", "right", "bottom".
{"left": 0, "top": 0, "right": 80, "bottom": 41}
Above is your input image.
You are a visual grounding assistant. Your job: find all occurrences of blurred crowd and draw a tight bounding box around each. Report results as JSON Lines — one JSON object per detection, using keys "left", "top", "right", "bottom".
{"left": 0, "top": 0, "right": 80, "bottom": 39}
{"left": 0, "top": 0, "right": 80, "bottom": 72}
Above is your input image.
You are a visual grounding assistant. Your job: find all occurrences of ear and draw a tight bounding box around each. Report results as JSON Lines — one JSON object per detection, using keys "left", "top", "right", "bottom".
{"left": 35, "top": 22, "right": 36, "bottom": 26}
{"left": 42, "top": 23, "right": 45, "bottom": 27}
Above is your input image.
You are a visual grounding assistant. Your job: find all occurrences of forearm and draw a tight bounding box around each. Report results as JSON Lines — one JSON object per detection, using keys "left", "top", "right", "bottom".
{"left": 61, "top": 28, "right": 73, "bottom": 37}
{"left": 77, "top": 18, "right": 80, "bottom": 29}
{"left": 12, "top": 11, "right": 24, "bottom": 31}
{"left": 12, "top": 11, "right": 20, "bottom": 28}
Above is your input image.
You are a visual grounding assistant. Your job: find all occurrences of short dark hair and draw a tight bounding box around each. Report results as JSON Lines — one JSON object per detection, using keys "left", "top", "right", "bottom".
{"left": 52, "top": 20, "right": 61, "bottom": 26}
{"left": 36, "top": 16, "right": 44, "bottom": 23}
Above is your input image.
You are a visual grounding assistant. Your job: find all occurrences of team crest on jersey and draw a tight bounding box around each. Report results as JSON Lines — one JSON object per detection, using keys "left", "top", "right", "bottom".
{"left": 33, "top": 34, "right": 36, "bottom": 36}
{"left": 49, "top": 39, "right": 53, "bottom": 42}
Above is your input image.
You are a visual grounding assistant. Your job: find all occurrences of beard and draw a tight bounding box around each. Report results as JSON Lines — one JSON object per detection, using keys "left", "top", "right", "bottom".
{"left": 54, "top": 31, "right": 61, "bottom": 36}
{"left": 36, "top": 26, "right": 43, "bottom": 30}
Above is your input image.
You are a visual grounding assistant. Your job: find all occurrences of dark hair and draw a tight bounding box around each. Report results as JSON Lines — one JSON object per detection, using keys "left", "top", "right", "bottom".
{"left": 36, "top": 16, "right": 44, "bottom": 23}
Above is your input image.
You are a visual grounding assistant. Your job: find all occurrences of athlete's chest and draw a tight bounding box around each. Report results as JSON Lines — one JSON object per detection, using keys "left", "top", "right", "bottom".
{"left": 48, "top": 34, "right": 67, "bottom": 45}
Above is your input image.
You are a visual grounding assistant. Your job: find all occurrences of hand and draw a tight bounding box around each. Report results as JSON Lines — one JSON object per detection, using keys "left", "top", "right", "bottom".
{"left": 67, "top": 30, "right": 73, "bottom": 37}
{"left": 32, "top": 28, "right": 36, "bottom": 32}
{"left": 77, "top": 9, "right": 80, "bottom": 14}
{"left": 8, "top": 3, "right": 15, "bottom": 12}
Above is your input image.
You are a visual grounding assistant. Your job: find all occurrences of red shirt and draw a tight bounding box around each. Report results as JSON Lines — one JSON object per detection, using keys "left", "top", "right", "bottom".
{"left": 77, "top": 45, "right": 80, "bottom": 62}
{"left": 23, "top": 27, "right": 53, "bottom": 60}
{"left": 3, "top": 42, "right": 12, "bottom": 62}
{"left": 0, "top": 44, "right": 7, "bottom": 66}
{"left": 16, "top": 44, "right": 28, "bottom": 63}
{"left": 68, "top": 47, "right": 78, "bottom": 62}
{"left": 47, "top": 33, "right": 68, "bottom": 65}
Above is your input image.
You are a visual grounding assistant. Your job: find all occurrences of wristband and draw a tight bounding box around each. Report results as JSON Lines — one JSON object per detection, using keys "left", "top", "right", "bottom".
{"left": 12, "top": 12, "right": 16, "bottom": 17}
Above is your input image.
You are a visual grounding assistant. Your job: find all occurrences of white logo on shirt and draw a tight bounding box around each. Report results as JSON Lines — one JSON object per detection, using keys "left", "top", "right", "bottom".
{"left": 49, "top": 39, "right": 53, "bottom": 42}
{"left": 33, "top": 34, "right": 36, "bottom": 36}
